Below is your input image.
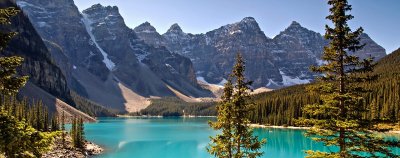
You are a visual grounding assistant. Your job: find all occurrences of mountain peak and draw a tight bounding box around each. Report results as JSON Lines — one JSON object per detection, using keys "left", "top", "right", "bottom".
{"left": 134, "top": 22, "right": 157, "bottom": 33}
{"left": 224, "top": 16, "right": 261, "bottom": 34}
{"left": 166, "top": 23, "right": 184, "bottom": 34}
{"left": 240, "top": 17, "right": 257, "bottom": 23}
{"left": 282, "top": 21, "right": 309, "bottom": 33}
{"left": 84, "top": 3, "right": 119, "bottom": 15}
{"left": 289, "top": 21, "right": 301, "bottom": 27}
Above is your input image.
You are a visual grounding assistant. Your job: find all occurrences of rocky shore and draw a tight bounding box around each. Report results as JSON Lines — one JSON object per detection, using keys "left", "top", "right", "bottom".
{"left": 42, "top": 134, "right": 103, "bottom": 158}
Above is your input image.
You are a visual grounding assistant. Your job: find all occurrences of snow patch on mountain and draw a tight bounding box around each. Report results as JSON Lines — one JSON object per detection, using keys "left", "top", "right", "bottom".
{"left": 197, "top": 76, "right": 227, "bottom": 87}
{"left": 81, "top": 13, "right": 115, "bottom": 70}
{"left": 129, "top": 41, "right": 149, "bottom": 62}
{"left": 266, "top": 79, "right": 279, "bottom": 87}
{"left": 279, "top": 70, "right": 311, "bottom": 86}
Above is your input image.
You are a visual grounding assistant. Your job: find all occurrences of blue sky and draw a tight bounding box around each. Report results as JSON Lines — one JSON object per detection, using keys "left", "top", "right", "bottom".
{"left": 75, "top": 0, "right": 400, "bottom": 54}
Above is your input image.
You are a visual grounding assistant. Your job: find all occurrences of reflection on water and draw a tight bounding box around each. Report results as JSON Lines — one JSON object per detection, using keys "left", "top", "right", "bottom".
{"left": 84, "top": 117, "right": 398, "bottom": 158}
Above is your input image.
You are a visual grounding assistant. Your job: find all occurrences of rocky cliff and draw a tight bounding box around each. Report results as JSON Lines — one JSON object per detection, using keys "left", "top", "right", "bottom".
{"left": 82, "top": 4, "right": 209, "bottom": 98}
{"left": 0, "top": 0, "right": 72, "bottom": 104}
{"left": 134, "top": 18, "right": 386, "bottom": 88}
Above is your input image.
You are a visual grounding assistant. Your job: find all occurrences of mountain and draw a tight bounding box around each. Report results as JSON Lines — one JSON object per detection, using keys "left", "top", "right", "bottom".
{"left": 16, "top": 1, "right": 212, "bottom": 112}
{"left": 135, "top": 18, "right": 386, "bottom": 89}
{"left": 14, "top": 0, "right": 386, "bottom": 113}
{"left": 136, "top": 17, "right": 281, "bottom": 88}
{"left": 82, "top": 4, "right": 210, "bottom": 97}
{"left": 0, "top": 0, "right": 97, "bottom": 121}
{"left": 133, "top": 21, "right": 166, "bottom": 47}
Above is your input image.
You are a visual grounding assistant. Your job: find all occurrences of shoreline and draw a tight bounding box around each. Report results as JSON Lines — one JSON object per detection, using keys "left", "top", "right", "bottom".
{"left": 117, "top": 115, "right": 216, "bottom": 118}
{"left": 249, "top": 124, "right": 310, "bottom": 130}
{"left": 249, "top": 124, "right": 400, "bottom": 134}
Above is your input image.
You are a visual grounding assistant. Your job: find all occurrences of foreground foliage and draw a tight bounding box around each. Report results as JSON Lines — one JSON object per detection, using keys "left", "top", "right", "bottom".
{"left": 0, "top": 110, "right": 56, "bottom": 157}
{"left": 208, "top": 54, "right": 266, "bottom": 158}
{"left": 296, "top": 0, "right": 400, "bottom": 157}
{"left": 0, "top": 7, "right": 57, "bottom": 157}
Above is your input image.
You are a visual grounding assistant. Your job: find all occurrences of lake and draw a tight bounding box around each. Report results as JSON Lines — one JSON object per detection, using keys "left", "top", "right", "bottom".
{"left": 84, "top": 117, "right": 399, "bottom": 158}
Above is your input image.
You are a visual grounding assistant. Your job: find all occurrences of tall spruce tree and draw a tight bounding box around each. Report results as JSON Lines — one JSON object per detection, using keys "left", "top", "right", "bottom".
{"left": 61, "top": 111, "right": 66, "bottom": 147}
{"left": 297, "top": 0, "right": 400, "bottom": 157}
{"left": 208, "top": 53, "right": 266, "bottom": 158}
{"left": 78, "top": 117, "right": 85, "bottom": 148}
{"left": 70, "top": 117, "right": 77, "bottom": 147}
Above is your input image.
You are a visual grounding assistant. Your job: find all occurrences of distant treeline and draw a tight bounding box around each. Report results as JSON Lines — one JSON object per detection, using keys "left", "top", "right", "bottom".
{"left": 249, "top": 48, "right": 400, "bottom": 126}
{"left": 70, "top": 91, "right": 117, "bottom": 117}
{"left": 138, "top": 97, "right": 216, "bottom": 116}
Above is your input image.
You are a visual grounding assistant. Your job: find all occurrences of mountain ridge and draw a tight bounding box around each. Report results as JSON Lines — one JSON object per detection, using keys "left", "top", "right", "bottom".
{"left": 134, "top": 17, "right": 386, "bottom": 88}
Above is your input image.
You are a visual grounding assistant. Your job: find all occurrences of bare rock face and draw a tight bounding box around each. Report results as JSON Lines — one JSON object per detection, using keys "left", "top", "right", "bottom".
{"left": 16, "top": 0, "right": 110, "bottom": 81}
{"left": 82, "top": 4, "right": 210, "bottom": 98}
{"left": 354, "top": 33, "right": 386, "bottom": 60}
{"left": 271, "top": 21, "right": 328, "bottom": 86}
{"left": 133, "top": 22, "right": 166, "bottom": 47}
{"left": 134, "top": 18, "right": 386, "bottom": 88}
{"left": 0, "top": 0, "right": 73, "bottom": 104}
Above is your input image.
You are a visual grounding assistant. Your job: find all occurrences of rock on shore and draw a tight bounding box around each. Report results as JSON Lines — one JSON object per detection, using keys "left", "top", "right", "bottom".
{"left": 42, "top": 134, "right": 103, "bottom": 158}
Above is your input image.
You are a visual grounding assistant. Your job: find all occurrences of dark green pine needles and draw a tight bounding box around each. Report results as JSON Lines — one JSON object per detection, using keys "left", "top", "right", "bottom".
{"left": 208, "top": 53, "right": 266, "bottom": 158}
{"left": 297, "top": 0, "right": 400, "bottom": 157}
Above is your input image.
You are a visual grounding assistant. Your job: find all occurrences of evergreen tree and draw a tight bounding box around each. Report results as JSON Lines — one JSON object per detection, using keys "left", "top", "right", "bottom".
{"left": 208, "top": 53, "right": 266, "bottom": 158}
{"left": 70, "top": 117, "right": 85, "bottom": 148}
{"left": 70, "top": 117, "right": 77, "bottom": 147}
{"left": 0, "top": 110, "right": 55, "bottom": 158}
{"left": 297, "top": 0, "right": 400, "bottom": 157}
{"left": 50, "top": 113, "right": 59, "bottom": 131}
{"left": 78, "top": 117, "right": 85, "bottom": 148}
{"left": 61, "top": 111, "right": 66, "bottom": 147}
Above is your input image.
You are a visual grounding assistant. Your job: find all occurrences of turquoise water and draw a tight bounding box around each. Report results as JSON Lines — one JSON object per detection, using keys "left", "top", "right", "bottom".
{"left": 84, "top": 117, "right": 399, "bottom": 158}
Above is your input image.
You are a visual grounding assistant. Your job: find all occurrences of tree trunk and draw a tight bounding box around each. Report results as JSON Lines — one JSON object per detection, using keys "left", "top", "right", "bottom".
{"left": 339, "top": 49, "right": 346, "bottom": 157}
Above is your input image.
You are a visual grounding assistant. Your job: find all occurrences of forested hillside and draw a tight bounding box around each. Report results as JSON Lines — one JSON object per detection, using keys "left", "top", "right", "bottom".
{"left": 249, "top": 48, "right": 400, "bottom": 126}
{"left": 139, "top": 97, "right": 216, "bottom": 116}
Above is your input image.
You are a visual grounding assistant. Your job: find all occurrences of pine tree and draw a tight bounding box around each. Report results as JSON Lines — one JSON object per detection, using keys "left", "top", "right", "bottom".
{"left": 208, "top": 77, "right": 234, "bottom": 157}
{"left": 297, "top": 0, "right": 400, "bottom": 157}
{"left": 70, "top": 117, "right": 77, "bottom": 147}
{"left": 61, "top": 111, "right": 66, "bottom": 147}
{"left": 208, "top": 53, "right": 266, "bottom": 158}
{"left": 78, "top": 117, "right": 85, "bottom": 148}
{"left": 51, "top": 113, "right": 59, "bottom": 131}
